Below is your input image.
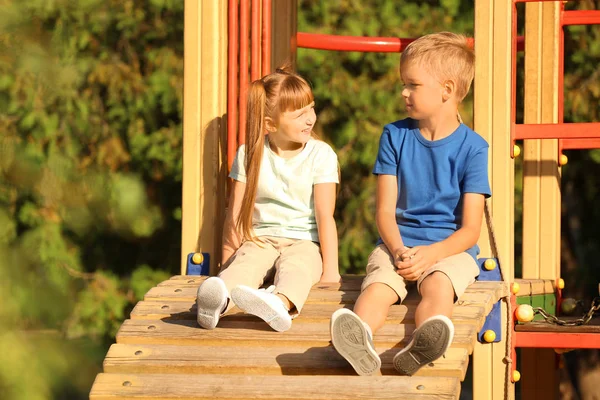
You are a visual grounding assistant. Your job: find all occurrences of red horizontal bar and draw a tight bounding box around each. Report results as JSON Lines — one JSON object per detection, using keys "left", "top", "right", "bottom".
{"left": 514, "top": 0, "right": 565, "bottom": 3}
{"left": 297, "top": 32, "right": 418, "bottom": 52}
{"left": 563, "top": 10, "right": 600, "bottom": 26}
{"left": 562, "top": 138, "right": 600, "bottom": 150}
{"left": 516, "top": 332, "right": 600, "bottom": 349}
{"left": 515, "top": 122, "right": 600, "bottom": 140}
{"left": 297, "top": 32, "right": 525, "bottom": 53}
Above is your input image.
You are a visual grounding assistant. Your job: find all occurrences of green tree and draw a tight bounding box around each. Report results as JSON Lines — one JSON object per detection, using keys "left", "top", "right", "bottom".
{"left": 0, "top": 1, "right": 183, "bottom": 398}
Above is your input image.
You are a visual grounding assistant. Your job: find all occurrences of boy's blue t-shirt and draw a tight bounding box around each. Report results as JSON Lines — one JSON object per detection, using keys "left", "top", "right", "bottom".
{"left": 373, "top": 118, "right": 492, "bottom": 261}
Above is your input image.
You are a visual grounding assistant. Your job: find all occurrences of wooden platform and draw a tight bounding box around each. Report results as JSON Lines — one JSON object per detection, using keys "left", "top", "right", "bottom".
{"left": 90, "top": 275, "right": 509, "bottom": 400}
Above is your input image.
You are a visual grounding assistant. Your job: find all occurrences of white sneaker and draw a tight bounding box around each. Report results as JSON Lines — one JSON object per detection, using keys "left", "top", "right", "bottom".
{"left": 230, "top": 285, "right": 292, "bottom": 332}
{"left": 330, "top": 308, "right": 381, "bottom": 376}
{"left": 393, "top": 315, "right": 454, "bottom": 375}
{"left": 196, "top": 277, "right": 228, "bottom": 329}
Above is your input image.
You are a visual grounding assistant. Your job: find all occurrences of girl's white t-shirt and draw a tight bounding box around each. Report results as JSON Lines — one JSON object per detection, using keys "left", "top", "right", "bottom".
{"left": 229, "top": 137, "right": 339, "bottom": 242}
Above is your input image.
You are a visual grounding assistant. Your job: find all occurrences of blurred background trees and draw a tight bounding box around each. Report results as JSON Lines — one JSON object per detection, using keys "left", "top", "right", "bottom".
{"left": 0, "top": 0, "right": 598, "bottom": 399}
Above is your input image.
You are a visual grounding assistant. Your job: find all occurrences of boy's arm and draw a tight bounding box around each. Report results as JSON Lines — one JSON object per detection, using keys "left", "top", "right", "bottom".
{"left": 314, "top": 182, "right": 340, "bottom": 283}
{"left": 433, "top": 192, "right": 485, "bottom": 259}
{"left": 398, "top": 192, "right": 484, "bottom": 280}
{"left": 376, "top": 174, "right": 407, "bottom": 260}
{"left": 222, "top": 180, "right": 246, "bottom": 266}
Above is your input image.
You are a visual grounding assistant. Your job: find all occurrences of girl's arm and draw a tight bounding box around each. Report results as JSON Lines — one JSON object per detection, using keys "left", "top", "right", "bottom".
{"left": 376, "top": 174, "right": 408, "bottom": 260}
{"left": 314, "top": 182, "right": 340, "bottom": 283}
{"left": 222, "top": 180, "right": 246, "bottom": 266}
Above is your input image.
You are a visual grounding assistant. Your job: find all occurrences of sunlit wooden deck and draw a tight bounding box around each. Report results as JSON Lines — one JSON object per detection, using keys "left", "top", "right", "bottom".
{"left": 89, "top": 275, "right": 508, "bottom": 399}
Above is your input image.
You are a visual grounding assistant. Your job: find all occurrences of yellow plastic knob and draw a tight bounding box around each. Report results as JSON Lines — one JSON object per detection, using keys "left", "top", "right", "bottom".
{"left": 192, "top": 253, "right": 204, "bottom": 264}
{"left": 483, "top": 259, "right": 497, "bottom": 271}
{"left": 511, "top": 282, "right": 520, "bottom": 295}
{"left": 513, "top": 144, "right": 521, "bottom": 158}
{"left": 515, "top": 304, "right": 534, "bottom": 323}
{"left": 559, "top": 154, "right": 568, "bottom": 166}
{"left": 512, "top": 370, "right": 521, "bottom": 382}
{"left": 557, "top": 278, "right": 565, "bottom": 290}
{"left": 483, "top": 330, "right": 496, "bottom": 343}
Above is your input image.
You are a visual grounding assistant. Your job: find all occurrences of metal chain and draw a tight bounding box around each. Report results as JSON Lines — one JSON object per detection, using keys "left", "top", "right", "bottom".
{"left": 532, "top": 297, "right": 600, "bottom": 326}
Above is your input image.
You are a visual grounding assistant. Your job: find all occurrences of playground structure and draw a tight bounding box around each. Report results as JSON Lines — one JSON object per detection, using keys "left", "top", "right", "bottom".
{"left": 89, "top": 1, "right": 600, "bottom": 399}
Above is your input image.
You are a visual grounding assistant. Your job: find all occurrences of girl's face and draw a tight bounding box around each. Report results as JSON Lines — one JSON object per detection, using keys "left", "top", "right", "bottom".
{"left": 273, "top": 101, "right": 316, "bottom": 145}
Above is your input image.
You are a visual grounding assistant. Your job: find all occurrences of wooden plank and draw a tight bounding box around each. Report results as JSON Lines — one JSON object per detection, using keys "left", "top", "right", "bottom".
{"left": 159, "top": 277, "right": 364, "bottom": 291}
{"left": 491, "top": 0, "right": 514, "bottom": 286}
{"left": 104, "top": 343, "right": 470, "bottom": 380}
{"left": 514, "top": 279, "right": 555, "bottom": 295}
{"left": 90, "top": 373, "right": 462, "bottom": 400}
{"left": 115, "top": 319, "right": 479, "bottom": 353}
{"left": 181, "top": 0, "right": 228, "bottom": 275}
{"left": 145, "top": 281, "right": 506, "bottom": 305}
{"left": 521, "top": 3, "right": 561, "bottom": 397}
{"left": 271, "top": 0, "right": 297, "bottom": 70}
{"left": 474, "top": 0, "right": 494, "bottom": 260}
{"left": 131, "top": 301, "right": 487, "bottom": 327}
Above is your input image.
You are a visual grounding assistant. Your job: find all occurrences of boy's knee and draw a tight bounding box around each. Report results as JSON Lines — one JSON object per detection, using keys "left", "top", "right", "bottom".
{"left": 361, "top": 282, "right": 399, "bottom": 304}
{"left": 421, "top": 272, "right": 453, "bottom": 292}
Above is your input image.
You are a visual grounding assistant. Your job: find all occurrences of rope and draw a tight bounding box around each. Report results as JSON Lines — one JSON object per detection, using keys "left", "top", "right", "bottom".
{"left": 484, "top": 201, "right": 514, "bottom": 400}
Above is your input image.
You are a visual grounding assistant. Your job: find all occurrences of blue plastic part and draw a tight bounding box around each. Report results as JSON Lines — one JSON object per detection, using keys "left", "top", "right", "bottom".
{"left": 186, "top": 252, "right": 210, "bottom": 276}
{"left": 476, "top": 257, "right": 502, "bottom": 343}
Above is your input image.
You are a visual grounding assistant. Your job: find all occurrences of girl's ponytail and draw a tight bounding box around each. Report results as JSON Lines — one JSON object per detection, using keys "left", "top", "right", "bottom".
{"left": 236, "top": 80, "right": 266, "bottom": 242}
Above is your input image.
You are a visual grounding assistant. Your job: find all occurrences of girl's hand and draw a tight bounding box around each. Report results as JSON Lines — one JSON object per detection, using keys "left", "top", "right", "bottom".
{"left": 319, "top": 271, "right": 342, "bottom": 283}
{"left": 396, "top": 244, "right": 441, "bottom": 281}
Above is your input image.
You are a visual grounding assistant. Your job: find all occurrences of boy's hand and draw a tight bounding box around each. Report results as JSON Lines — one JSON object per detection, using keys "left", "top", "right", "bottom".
{"left": 396, "top": 244, "right": 441, "bottom": 281}
{"left": 319, "top": 271, "right": 342, "bottom": 283}
{"left": 393, "top": 246, "right": 411, "bottom": 263}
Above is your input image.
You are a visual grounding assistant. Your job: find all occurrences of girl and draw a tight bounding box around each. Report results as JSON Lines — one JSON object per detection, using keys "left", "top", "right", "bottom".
{"left": 196, "top": 66, "right": 340, "bottom": 332}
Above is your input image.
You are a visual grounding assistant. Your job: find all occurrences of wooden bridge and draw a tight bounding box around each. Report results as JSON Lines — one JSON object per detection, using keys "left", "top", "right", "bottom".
{"left": 89, "top": 275, "right": 509, "bottom": 399}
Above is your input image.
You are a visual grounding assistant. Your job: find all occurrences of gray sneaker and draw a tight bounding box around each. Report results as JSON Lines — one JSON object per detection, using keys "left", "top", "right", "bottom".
{"left": 393, "top": 315, "right": 454, "bottom": 375}
{"left": 196, "top": 277, "right": 228, "bottom": 329}
{"left": 330, "top": 308, "right": 381, "bottom": 376}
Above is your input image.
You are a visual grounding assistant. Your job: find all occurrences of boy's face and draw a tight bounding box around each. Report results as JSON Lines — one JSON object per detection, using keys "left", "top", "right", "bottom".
{"left": 400, "top": 61, "right": 446, "bottom": 120}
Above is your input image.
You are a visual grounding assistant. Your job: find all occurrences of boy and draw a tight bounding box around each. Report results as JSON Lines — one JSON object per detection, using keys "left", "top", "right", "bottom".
{"left": 330, "top": 32, "right": 491, "bottom": 376}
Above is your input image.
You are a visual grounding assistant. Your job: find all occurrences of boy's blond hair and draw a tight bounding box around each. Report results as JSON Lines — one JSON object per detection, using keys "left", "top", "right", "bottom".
{"left": 400, "top": 32, "right": 475, "bottom": 102}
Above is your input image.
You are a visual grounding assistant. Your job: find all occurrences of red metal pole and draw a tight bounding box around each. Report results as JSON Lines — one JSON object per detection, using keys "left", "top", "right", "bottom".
{"left": 238, "top": 0, "right": 249, "bottom": 146}
{"left": 251, "top": 0, "right": 260, "bottom": 81}
{"left": 296, "top": 32, "right": 525, "bottom": 53}
{"left": 563, "top": 10, "right": 600, "bottom": 25}
{"left": 227, "top": 0, "right": 239, "bottom": 171}
{"left": 261, "top": 0, "right": 271, "bottom": 75}
{"left": 561, "top": 138, "right": 600, "bottom": 149}
{"left": 515, "top": 123, "right": 600, "bottom": 140}
{"left": 515, "top": 332, "right": 600, "bottom": 349}
{"left": 514, "top": 0, "right": 564, "bottom": 3}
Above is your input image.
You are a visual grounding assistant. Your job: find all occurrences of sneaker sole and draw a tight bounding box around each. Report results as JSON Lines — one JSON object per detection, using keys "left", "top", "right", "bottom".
{"left": 393, "top": 318, "right": 453, "bottom": 375}
{"left": 331, "top": 311, "right": 381, "bottom": 376}
{"left": 196, "top": 278, "right": 228, "bottom": 330}
{"left": 231, "top": 286, "right": 292, "bottom": 332}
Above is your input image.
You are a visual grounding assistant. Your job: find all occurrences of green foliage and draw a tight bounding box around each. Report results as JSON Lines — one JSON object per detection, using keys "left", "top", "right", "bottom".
{"left": 560, "top": 1, "right": 600, "bottom": 300}
{"left": 0, "top": 0, "right": 184, "bottom": 398}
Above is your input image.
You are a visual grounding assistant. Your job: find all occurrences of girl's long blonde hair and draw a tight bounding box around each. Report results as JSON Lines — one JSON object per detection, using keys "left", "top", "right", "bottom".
{"left": 237, "top": 65, "right": 314, "bottom": 242}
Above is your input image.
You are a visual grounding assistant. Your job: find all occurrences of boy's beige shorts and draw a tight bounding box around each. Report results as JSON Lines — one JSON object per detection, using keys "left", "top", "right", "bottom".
{"left": 361, "top": 244, "right": 480, "bottom": 302}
